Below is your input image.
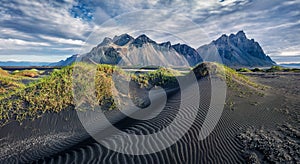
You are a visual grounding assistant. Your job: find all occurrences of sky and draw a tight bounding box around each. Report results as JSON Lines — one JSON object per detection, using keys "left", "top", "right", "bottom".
{"left": 0, "top": 0, "right": 299, "bottom": 64}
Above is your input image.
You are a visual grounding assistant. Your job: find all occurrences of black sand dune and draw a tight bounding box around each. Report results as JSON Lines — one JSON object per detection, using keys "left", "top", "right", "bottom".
{"left": 1, "top": 73, "right": 299, "bottom": 163}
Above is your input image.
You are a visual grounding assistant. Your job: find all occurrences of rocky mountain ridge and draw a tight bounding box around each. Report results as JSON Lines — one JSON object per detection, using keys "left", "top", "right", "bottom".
{"left": 197, "top": 31, "right": 275, "bottom": 67}
{"left": 52, "top": 31, "right": 276, "bottom": 68}
{"left": 77, "top": 34, "right": 202, "bottom": 67}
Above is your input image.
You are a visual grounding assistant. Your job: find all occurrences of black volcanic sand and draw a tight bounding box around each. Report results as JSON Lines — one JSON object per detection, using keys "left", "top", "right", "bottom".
{"left": 237, "top": 72, "right": 300, "bottom": 163}
{"left": 0, "top": 73, "right": 299, "bottom": 163}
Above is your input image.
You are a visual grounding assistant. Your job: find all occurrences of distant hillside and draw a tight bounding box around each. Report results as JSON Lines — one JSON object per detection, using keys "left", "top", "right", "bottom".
{"left": 280, "top": 63, "right": 300, "bottom": 69}
{"left": 48, "top": 55, "right": 78, "bottom": 67}
{"left": 0, "top": 61, "right": 51, "bottom": 67}
{"left": 197, "top": 31, "right": 276, "bottom": 67}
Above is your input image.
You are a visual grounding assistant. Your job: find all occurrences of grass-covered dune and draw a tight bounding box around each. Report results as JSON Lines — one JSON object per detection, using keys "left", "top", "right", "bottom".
{"left": 0, "top": 67, "right": 45, "bottom": 98}
{"left": 0, "top": 66, "right": 73, "bottom": 125}
{"left": 0, "top": 63, "right": 181, "bottom": 125}
{"left": 12, "top": 69, "right": 41, "bottom": 78}
{"left": 0, "top": 64, "right": 119, "bottom": 125}
{"left": 192, "top": 62, "right": 268, "bottom": 111}
{"left": 0, "top": 62, "right": 267, "bottom": 126}
{"left": 192, "top": 62, "right": 267, "bottom": 97}
{"left": 193, "top": 63, "right": 263, "bottom": 88}
{"left": 131, "top": 67, "right": 181, "bottom": 89}
{"left": 0, "top": 68, "right": 26, "bottom": 98}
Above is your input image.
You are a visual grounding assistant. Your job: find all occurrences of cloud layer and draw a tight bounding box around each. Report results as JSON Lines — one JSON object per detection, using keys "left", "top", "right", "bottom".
{"left": 0, "top": 0, "right": 299, "bottom": 63}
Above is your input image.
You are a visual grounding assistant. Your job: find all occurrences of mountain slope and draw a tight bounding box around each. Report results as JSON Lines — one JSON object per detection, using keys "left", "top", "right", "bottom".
{"left": 197, "top": 31, "right": 276, "bottom": 67}
{"left": 49, "top": 54, "right": 78, "bottom": 67}
{"left": 79, "top": 34, "right": 200, "bottom": 67}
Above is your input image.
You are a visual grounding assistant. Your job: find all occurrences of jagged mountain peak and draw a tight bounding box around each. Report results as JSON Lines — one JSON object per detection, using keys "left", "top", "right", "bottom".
{"left": 230, "top": 30, "right": 247, "bottom": 41}
{"left": 215, "top": 31, "right": 247, "bottom": 44}
{"left": 159, "top": 41, "right": 172, "bottom": 48}
{"left": 172, "top": 43, "right": 203, "bottom": 66}
{"left": 214, "top": 34, "right": 228, "bottom": 44}
{"left": 132, "top": 34, "right": 156, "bottom": 47}
{"left": 198, "top": 31, "right": 276, "bottom": 67}
{"left": 98, "top": 37, "right": 113, "bottom": 46}
{"left": 236, "top": 30, "right": 246, "bottom": 36}
{"left": 136, "top": 34, "right": 151, "bottom": 40}
{"left": 112, "top": 33, "right": 134, "bottom": 46}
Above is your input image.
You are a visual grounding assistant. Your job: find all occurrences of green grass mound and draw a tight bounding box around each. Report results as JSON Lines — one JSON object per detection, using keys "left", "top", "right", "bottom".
{"left": 223, "top": 65, "right": 264, "bottom": 90}
{"left": 251, "top": 68, "right": 264, "bottom": 72}
{"left": 2, "top": 63, "right": 176, "bottom": 125}
{"left": 0, "top": 76, "right": 25, "bottom": 98}
{"left": 237, "top": 68, "right": 252, "bottom": 72}
{"left": 266, "top": 66, "right": 284, "bottom": 72}
{"left": 0, "top": 66, "right": 73, "bottom": 124}
{"left": 192, "top": 62, "right": 267, "bottom": 93}
{"left": 131, "top": 67, "right": 181, "bottom": 89}
{"left": 12, "top": 69, "right": 40, "bottom": 78}
{"left": 0, "top": 63, "right": 126, "bottom": 124}
{"left": 4, "top": 63, "right": 258, "bottom": 125}
{"left": 0, "top": 68, "right": 10, "bottom": 76}
{"left": 193, "top": 62, "right": 268, "bottom": 110}
{"left": 0, "top": 68, "right": 26, "bottom": 98}
{"left": 266, "top": 66, "right": 300, "bottom": 72}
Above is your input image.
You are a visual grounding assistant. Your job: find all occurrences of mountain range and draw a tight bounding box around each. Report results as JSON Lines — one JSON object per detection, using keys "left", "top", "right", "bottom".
{"left": 197, "top": 31, "right": 275, "bottom": 67}
{"left": 70, "top": 34, "right": 202, "bottom": 67}
{"left": 14, "top": 31, "right": 277, "bottom": 68}
{"left": 0, "top": 61, "right": 51, "bottom": 67}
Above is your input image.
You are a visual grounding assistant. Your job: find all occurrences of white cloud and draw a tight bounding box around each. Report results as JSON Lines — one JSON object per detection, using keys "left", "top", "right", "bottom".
{"left": 279, "top": 50, "right": 300, "bottom": 56}
{"left": 0, "top": 28, "right": 35, "bottom": 40}
{"left": 0, "top": 0, "right": 93, "bottom": 39}
{"left": 0, "top": 54, "right": 70, "bottom": 62}
{"left": 0, "top": 38, "right": 50, "bottom": 49}
{"left": 39, "top": 35, "right": 85, "bottom": 45}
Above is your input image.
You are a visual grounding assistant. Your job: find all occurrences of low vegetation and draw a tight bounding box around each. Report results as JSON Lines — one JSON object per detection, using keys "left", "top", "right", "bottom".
{"left": 12, "top": 69, "right": 40, "bottom": 78}
{"left": 223, "top": 65, "right": 265, "bottom": 90}
{"left": 193, "top": 62, "right": 264, "bottom": 89}
{"left": 0, "top": 76, "right": 25, "bottom": 98}
{"left": 193, "top": 62, "right": 267, "bottom": 104}
{"left": 0, "top": 64, "right": 122, "bottom": 125}
{"left": 251, "top": 68, "right": 264, "bottom": 72}
{"left": 0, "top": 62, "right": 276, "bottom": 125}
{"left": 0, "top": 68, "right": 10, "bottom": 76}
{"left": 93, "top": 64, "right": 124, "bottom": 110}
{"left": 236, "top": 68, "right": 252, "bottom": 72}
{"left": 266, "top": 66, "right": 284, "bottom": 72}
{"left": 0, "top": 66, "right": 73, "bottom": 125}
{"left": 131, "top": 67, "right": 181, "bottom": 89}
{"left": 0, "top": 63, "right": 182, "bottom": 125}
{"left": 236, "top": 66, "right": 300, "bottom": 73}
{"left": 266, "top": 66, "right": 300, "bottom": 72}
{"left": 193, "top": 63, "right": 266, "bottom": 110}
{"left": 0, "top": 68, "right": 26, "bottom": 98}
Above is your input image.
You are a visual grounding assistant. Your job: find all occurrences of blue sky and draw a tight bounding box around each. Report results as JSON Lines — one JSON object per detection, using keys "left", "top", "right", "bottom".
{"left": 0, "top": 0, "right": 299, "bottom": 64}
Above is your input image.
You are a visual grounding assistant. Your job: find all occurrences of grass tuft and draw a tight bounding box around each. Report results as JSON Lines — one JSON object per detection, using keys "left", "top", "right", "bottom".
{"left": 193, "top": 62, "right": 267, "bottom": 97}
{"left": 237, "top": 68, "right": 252, "bottom": 72}
{"left": 12, "top": 69, "right": 40, "bottom": 78}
